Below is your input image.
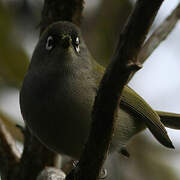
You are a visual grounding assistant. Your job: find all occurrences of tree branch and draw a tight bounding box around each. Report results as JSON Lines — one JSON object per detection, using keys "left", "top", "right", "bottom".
{"left": 0, "top": 111, "right": 23, "bottom": 142}
{"left": 40, "top": 0, "right": 84, "bottom": 34}
{"left": 0, "top": 118, "right": 20, "bottom": 179}
{"left": 66, "top": 0, "right": 164, "bottom": 180}
{"left": 138, "top": 2, "right": 180, "bottom": 64}
{"left": 9, "top": 128, "right": 57, "bottom": 180}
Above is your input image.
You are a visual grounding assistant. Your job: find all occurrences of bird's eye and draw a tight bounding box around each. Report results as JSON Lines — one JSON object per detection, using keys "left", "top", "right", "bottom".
{"left": 75, "top": 37, "right": 80, "bottom": 45}
{"left": 46, "top": 36, "right": 54, "bottom": 51}
{"left": 74, "top": 37, "right": 80, "bottom": 53}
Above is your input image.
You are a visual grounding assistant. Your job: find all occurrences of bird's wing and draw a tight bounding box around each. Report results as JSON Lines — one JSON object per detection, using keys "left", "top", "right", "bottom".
{"left": 157, "top": 111, "right": 180, "bottom": 130}
{"left": 121, "top": 86, "right": 174, "bottom": 148}
{"left": 91, "top": 59, "right": 104, "bottom": 84}
{"left": 91, "top": 60, "right": 174, "bottom": 148}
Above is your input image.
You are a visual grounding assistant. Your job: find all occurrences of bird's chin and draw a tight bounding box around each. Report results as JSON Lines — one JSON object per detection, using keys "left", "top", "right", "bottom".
{"left": 58, "top": 47, "right": 77, "bottom": 62}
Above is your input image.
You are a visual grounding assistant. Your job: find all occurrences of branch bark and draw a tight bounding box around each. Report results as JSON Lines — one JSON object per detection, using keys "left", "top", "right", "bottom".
{"left": 66, "top": 0, "right": 164, "bottom": 180}
{"left": 0, "top": 118, "right": 20, "bottom": 180}
{"left": 9, "top": 128, "right": 57, "bottom": 180}
{"left": 138, "top": 2, "right": 180, "bottom": 64}
{"left": 0, "top": 111, "right": 23, "bottom": 142}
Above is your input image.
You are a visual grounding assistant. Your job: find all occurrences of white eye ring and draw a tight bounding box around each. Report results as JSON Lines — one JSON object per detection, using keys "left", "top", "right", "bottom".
{"left": 75, "top": 37, "right": 80, "bottom": 45}
{"left": 46, "top": 36, "right": 54, "bottom": 50}
{"left": 74, "top": 37, "right": 80, "bottom": 53}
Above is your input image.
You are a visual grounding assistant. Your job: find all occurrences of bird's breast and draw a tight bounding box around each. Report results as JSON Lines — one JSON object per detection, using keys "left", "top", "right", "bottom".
{"left": 20, "top": 69, "right": 96, "bottom": 158}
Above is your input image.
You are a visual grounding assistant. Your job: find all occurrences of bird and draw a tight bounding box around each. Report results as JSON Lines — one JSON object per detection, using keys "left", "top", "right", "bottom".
{"left": 20, "top": 21, "right": 177, "bottom": 160}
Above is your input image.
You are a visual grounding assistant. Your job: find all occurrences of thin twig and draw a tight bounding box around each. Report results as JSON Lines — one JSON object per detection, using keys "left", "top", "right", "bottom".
{"left": 0, "top": 118, "right": 20, "bottom": 179}
{"left": 138, "top": 2, "right": 180, "bottom": 64}
{"left": 0, "top": 111, "right": 23, "bottom": 142}
{"left": 66, "top": 0, "right": 164, "bottom": 180}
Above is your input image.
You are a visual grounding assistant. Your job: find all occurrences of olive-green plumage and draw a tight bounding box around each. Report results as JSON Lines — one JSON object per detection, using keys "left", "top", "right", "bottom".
{"left": 20, "top": 21, "right": 175, "bottom": 159}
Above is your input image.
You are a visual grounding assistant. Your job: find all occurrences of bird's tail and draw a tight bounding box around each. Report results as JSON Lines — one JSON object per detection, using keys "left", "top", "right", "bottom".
{"left": 157, "top": 111, "right": 180, "bottom": 130}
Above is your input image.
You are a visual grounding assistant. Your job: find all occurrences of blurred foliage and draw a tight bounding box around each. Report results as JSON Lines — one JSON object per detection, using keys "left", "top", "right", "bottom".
{"left": 104, "top": 134, "right": 179, "bottom": 180}
{"left": 128, "top": 135, "right": 178, "bottom": 180}
{"left": 0, "top": 0, "right": 179, "bottom": 179}
{"left": 82, "top": 0, "right": 132, "bottom": 66}
{"left": 0, "top": 2, "right": 29, "bottom": 88}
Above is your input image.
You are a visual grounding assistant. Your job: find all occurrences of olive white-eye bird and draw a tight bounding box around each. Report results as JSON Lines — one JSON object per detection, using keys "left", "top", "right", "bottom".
{"left": 20, "top": 21, "right": 176, "bottom": 159}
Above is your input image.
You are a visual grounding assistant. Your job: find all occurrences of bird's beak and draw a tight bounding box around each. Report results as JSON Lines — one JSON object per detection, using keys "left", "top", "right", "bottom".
{"left": 61, "top": 35, "right": 72, "bottom": 49}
